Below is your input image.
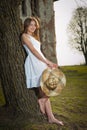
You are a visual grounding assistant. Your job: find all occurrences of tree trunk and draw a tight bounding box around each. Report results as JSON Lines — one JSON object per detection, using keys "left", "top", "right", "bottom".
{"left": 0, "top": 0, "right": 42, "bottom": 121}
{"left": 38, "top": 0, "right": 57, "bottom": 63}
{"left": 84, "top": 52, "right": 87, "bottom": 65}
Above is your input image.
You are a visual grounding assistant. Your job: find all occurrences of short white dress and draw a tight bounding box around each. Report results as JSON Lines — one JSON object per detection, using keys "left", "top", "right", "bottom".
{"left": 23, "top": 35, "right": 47, "bottom": 88}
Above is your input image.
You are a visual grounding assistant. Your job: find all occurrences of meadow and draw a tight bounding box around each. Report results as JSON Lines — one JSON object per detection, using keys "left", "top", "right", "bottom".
{"left": 0, "top": 65, "right": 87, "bottom": 130}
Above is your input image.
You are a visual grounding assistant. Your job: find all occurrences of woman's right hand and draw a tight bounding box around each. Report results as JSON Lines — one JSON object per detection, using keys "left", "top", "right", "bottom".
{"left": 46, "top": 60, "right": 58, "bottom": 69}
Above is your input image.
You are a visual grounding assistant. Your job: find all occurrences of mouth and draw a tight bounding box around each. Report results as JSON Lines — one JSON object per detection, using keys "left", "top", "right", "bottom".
{"left": 31, "top": 29, "right": 36, "bottom": 32}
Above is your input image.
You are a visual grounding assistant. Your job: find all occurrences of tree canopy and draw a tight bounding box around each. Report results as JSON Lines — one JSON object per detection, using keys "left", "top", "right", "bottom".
{"left": 67, "top": 7, "right": 87, "bottom": 65}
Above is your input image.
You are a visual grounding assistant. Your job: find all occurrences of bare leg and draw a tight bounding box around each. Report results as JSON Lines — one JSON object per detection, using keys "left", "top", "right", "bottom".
{"left": 38, "top": 98, "right": 47, "bottom": 114}
{"left": 37, "top": 87, "right": 47, "bottom": 114}
{"left": 37, "top": 88, "right": 64, "bottom": 125}
{"left": 45, "top": 98, "right": 64, "bottom": 126}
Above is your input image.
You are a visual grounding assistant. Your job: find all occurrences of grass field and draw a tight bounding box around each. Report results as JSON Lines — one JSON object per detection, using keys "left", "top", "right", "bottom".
{"left": 0, "top": 65, "right": 87, "bottom": 130}
{"left": 50, "top": 65, "right": 87, "bottom": 129}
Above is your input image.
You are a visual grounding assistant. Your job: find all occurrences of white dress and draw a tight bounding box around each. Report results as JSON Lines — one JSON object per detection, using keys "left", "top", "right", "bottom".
{"left": 23, "top": 35, "right": 47, "bottom": 88}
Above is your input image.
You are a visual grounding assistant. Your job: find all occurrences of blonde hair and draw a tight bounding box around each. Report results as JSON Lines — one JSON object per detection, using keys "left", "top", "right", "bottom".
{"left": 23, "top": 17, "right": 40, "bottom": 41}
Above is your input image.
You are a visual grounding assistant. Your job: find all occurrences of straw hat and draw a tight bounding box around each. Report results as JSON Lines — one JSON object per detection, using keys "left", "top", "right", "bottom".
{"left": 40, "top": 68, "right": 66, "bottom": 96}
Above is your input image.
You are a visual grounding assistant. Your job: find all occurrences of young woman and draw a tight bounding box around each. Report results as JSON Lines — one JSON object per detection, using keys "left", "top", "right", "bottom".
{"left": 21, "top": 17, "right": 64, "bottom": 126}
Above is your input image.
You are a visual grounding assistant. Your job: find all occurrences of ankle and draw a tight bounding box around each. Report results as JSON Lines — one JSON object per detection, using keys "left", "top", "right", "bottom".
{"left": 48, "top": 115, "right": 55, "bottom": 122}
{"left": 48, "top": 118, "right": 64, "bottom": 126}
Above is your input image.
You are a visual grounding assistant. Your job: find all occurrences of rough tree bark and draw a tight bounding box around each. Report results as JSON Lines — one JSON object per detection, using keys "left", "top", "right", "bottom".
{"left": 0, "top": 0, "right": 42, "bottom": 121}
{"left": 38, "top": 0, "right": 57, "bottom": 63}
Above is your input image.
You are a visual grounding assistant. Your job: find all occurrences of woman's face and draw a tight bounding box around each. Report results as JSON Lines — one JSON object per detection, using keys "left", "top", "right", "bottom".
{"left": 27, "top": 20, "right": 36, "bottom": 34}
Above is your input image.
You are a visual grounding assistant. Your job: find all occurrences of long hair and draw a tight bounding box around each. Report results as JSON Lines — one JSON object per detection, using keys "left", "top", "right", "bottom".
{"left": 23, "top": 17, "right": 40, "bottom": 41}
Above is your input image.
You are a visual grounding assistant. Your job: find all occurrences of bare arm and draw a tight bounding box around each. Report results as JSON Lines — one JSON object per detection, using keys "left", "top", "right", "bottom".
{"left": 21, "top": 34, "right": 58, "bottom": 68}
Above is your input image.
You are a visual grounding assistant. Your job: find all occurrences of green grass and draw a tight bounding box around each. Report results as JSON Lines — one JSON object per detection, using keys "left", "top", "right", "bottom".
{"left": 51, "top": 65, "right": 87, "bottom": 127}
{"left": 0, "top": 65, "right": 87, "bottom": 130}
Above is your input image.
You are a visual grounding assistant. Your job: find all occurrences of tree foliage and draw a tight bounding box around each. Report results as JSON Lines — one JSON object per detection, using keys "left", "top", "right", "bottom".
{"left": 67, "top": 7, "right": 87, "bottom": 65}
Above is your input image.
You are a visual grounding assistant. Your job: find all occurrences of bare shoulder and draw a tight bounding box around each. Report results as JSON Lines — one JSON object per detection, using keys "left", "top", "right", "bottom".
{"left": 21, "top": 33, "right": 27, "bottom": 39}
{"left": 21, "top": 33, "right": 27, "bottom": 44}
{"left": 21, "top": 33, "right": 29, "bottom": 42}
{"left": 21, "top": 33, "right": 32, "bottom": 46}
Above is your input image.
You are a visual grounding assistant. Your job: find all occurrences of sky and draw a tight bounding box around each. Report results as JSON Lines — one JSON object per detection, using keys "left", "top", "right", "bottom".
{"left": 54, "top": 0, "right": 87, "bottom": 66}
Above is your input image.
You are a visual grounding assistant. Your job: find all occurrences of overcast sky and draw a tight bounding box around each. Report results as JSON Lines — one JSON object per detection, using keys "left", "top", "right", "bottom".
{"left": 54, "top": 0, "right": 87, "bottom": 66}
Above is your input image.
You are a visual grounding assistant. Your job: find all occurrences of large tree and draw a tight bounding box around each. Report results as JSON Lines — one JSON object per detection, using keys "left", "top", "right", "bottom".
{"left": 67, "top": 7, "right": 87, "bottom": 65}
{"left": 0, "top": 0, "right": 57, "bottom": 126}
{"left": 0, "top": 0, "right": 43, "bottom": 122}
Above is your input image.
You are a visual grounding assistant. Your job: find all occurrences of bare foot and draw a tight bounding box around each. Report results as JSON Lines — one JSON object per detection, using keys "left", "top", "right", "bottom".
{"left": 38, "top": 99, "right": 45, "bottom": 114}
{"left": 48, "top": 118, "right": 64, "bottom": 126}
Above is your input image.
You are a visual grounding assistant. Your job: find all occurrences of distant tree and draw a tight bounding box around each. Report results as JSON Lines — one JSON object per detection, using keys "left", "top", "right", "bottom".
{"left": 67, "top": 7, "right": 87, "bottom": 65}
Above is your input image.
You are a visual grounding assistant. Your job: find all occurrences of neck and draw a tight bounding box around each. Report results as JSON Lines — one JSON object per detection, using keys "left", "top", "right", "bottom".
{"left": 27, "top": 32, "right": 33, "bottom": 36}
